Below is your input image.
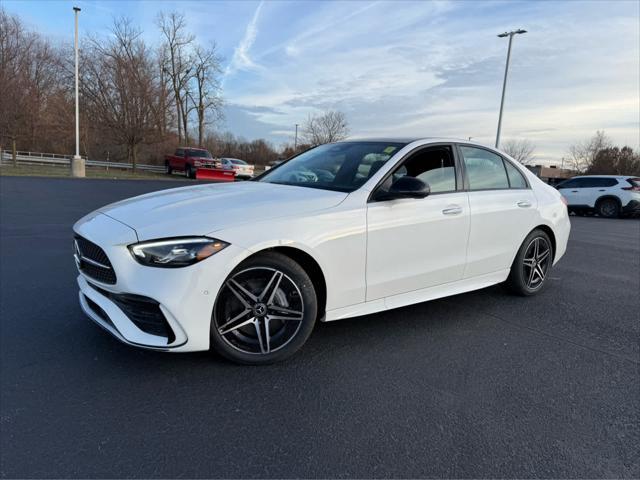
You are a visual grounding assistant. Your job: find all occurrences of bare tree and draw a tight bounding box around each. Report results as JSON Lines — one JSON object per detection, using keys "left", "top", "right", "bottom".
{"left": 567, "top": 130, "right": 612, "bottom": 173}
{"left": 0, "top": 8, "right": 75, "bottom": 157}
{"left": 501, "top": 139, "right": 536, "bottom": 165}
{"left": 302, "top": 110, "right": 349, "bottom": 145}
{"left": 157, "top": 12, "right": 194, "bottom": 145}
{"left": 188, "top": 44, "right": 223, "bottom": 146}
{"left": 81, "top": 18, "right": 166, "bottom": 170}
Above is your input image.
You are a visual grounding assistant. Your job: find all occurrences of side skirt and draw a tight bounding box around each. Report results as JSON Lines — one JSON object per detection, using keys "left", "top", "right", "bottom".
{"left": 324, "top": 269, "right": 510, "bottom": 322}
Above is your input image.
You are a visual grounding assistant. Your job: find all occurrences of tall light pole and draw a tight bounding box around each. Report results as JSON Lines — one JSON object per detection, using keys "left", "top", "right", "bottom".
{"left": 71, "top": 6, "right": 85, "bottom": 177}
{"left": 495, "top": 28, "right": 526, "bottom": 149}
{"left": 294, "top": 124, "right": 299, "bottom": 150}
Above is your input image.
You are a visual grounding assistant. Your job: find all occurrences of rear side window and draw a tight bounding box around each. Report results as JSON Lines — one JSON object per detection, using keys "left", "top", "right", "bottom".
{"left": 504, "top": 160, "right": 528, "bottom": 189}
{"left": 578, "top": 178, "right": 618, "bottom": 188}
{"left": 175, "top": 149, "right": 185, "bottom": 157}
{"left": 594, "top": 178, "right": 618, "bottom": 187}
{"left": 460, "top": 146, "right": 509, "bottom": 190}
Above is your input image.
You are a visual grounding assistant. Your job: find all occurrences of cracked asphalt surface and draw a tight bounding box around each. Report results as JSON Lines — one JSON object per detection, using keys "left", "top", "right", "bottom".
{"left": 1, "top": 176, "right": 638, "bottom": 478}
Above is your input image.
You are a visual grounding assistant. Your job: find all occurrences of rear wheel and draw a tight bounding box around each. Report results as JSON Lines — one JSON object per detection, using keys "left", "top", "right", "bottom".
{"left": 210, "top": 252, "right": 317, "bottom": 364}
{"left": 165, "top": 161, "right": 172, "bottom": 175}
{"left": 506, "top": 229, "right": 553, "bottom": 296}
{"left": 596, "top": 198, "right": 620, "bottom": 218}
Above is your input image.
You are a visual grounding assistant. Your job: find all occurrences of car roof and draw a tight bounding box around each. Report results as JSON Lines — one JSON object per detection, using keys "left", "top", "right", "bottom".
{"left": 572, "top": 175, "right": 629, "bottom": 178}
{"left": 339, "top": 137, "right": 496, "bottom": 148}
{"left": 179, "top": 146, "right": 208, "bottom": 151}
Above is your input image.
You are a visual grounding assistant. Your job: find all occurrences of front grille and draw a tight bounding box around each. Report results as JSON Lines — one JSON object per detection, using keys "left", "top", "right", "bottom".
{"left": 74, "top": 236, "right": 117, "bottom": 284}
{"left": 90, "top": 284, "right": 175, "bottom": 343}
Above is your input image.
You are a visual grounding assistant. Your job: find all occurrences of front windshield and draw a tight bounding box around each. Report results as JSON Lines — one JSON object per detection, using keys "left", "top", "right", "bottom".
{"left": 258, "top": 141, "right": 406, "bottom": 192}
{"left": 189, "top": 150, "right": 212, "bottom": 158}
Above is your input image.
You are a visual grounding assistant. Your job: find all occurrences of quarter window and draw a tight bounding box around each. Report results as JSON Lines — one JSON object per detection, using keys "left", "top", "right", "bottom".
{"left": 504, "top": 160, "right": 528, "bottom": 189}
{"left": 460, "top": 146, "right": 509, "bottom": 190}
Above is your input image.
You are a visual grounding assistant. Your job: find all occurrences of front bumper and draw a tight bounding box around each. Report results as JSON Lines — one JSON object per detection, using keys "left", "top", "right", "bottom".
{"left": 74, "top": 213, "right": 250, "bottom": 352}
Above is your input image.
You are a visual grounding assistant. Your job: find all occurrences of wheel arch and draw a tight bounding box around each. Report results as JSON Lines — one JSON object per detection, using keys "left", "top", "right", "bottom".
{"left": 532, "top": 224, "right": 557, "bottom": 262}
{"left": 595, "top": 195, "right": 622, "bottom": 208}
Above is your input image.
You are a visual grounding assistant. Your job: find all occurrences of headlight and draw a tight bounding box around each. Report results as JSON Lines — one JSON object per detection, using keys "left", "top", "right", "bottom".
{"left": 128, "top": 237, "right": 229, "bottom": 268}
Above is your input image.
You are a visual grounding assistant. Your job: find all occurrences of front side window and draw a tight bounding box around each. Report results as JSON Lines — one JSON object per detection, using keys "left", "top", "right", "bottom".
{"left": 504, "top": 160, "right": 528, "bottom": 189}
{"left": 460, "top": 146, "right": 509, "bottom": 190}
{"left": 378, "top": 146, "right": 456, "bottom": 194}
{"left": 557, "top": 178, "right": 582, "bottom": 189}
{"left": 258, "top": 142, "right": 406, "bottom": 192}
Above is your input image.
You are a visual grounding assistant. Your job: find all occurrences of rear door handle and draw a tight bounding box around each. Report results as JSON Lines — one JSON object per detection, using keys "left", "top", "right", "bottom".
{"left": 442, "top": 205, "right": 463, "bottom": 215}
{"left": 571, "top": 190, "right": 578, "bottom": 193}
{"left": 517, "top": 201, "right": 532, "bottom": 208}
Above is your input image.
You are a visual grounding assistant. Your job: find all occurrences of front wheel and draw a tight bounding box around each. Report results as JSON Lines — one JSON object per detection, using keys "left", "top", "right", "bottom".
{"left": 505, "top": 229, "right": 553, "bottom": 296}
{"left": 210, "top": 252, "right": 318, "bottom": 364}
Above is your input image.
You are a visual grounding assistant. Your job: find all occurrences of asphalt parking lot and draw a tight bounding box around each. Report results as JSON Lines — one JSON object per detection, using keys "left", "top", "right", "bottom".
{"left": 1, "top": 176, "right": 638, "bottom": 478}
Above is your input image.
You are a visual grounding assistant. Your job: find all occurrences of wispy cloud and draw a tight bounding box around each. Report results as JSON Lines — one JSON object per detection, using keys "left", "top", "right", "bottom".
{"left": 221, "top": 0, "right": 639, "bottom": 159}
{"left": 223, "top": 0, "right": 264, "bottom": 82}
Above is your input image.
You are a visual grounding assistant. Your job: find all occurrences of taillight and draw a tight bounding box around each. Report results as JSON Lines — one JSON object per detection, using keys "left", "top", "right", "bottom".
{"left": 622, "top": 186, "right": 640, "bottom": 191}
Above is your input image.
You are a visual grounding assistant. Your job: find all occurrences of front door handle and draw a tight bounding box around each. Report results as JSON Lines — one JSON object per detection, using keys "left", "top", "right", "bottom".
{"left": 571, "top": 190, "right": 578, "bottom": 193}
{"left": 442, "top": 205, "right": 463, "bottom": 215}
{"left": 517, "top": 200, "right": 532, "bottom": 208}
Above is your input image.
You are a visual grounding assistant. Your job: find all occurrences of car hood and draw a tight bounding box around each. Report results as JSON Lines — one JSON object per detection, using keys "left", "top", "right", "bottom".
{"left": 97, "top": 181, "right": 348, "bottom": 241}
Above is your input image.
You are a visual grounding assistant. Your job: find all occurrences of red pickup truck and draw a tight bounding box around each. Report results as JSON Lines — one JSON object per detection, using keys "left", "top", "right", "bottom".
{"left": 165, "top": 147, "right": 216, "bottom": 178}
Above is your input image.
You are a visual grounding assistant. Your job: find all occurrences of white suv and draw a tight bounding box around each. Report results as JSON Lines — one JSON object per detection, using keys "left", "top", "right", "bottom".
{"left": 557, "top": 175, "right": 640, "bottom": 218}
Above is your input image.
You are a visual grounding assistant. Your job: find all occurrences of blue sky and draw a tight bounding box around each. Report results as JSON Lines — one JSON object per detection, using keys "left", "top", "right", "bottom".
{"left": 5, "top": 0, "right": 639, "bottom": 163}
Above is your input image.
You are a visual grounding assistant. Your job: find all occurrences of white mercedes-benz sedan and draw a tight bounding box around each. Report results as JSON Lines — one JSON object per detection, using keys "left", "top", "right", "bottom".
{"left": 73, "top": 138, "right": 570, "bottom": 364}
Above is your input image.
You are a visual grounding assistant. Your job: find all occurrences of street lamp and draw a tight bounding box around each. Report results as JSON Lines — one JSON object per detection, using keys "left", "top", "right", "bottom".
{"left": 495, "top": 28, "right": 526, "bottom": 149}
{"left": 71, "top": 6, "right": 85, "bottom": 177}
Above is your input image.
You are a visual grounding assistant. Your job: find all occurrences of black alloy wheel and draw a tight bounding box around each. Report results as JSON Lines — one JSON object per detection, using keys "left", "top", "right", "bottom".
{"left": 210, "top": 252, "right": 317, "bottom": 364}
{"left": 506, "top": 229, "right": 553, "bottom": 296}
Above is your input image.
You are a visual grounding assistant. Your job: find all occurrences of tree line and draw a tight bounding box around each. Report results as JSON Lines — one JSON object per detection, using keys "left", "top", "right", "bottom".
{"left": 0, "top": 8, "right": 350, "bottom": 169}
{"left": 501, "top": 133, "right": 639, "bottom": 175}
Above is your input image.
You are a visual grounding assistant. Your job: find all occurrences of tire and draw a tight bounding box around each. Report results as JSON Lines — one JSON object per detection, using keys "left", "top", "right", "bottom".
{"left": 505, "top": 229, "right": 553, "bottom": 296}
{"left": 596, "top": 197, "right": 620, "bottom": 218}
{"left": 185, "top": 164, "right": 193, "bottom": 179}
{"left": 165, "top": 161, "right": 172, "bottom": 175}
{"left": 210, "top": 252, "right": 318, "bottom": 365}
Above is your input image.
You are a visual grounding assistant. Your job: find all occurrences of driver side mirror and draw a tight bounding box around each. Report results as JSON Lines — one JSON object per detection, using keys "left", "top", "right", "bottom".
{"left": 374, "top": 176, "right": 430, "bottom": 201}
